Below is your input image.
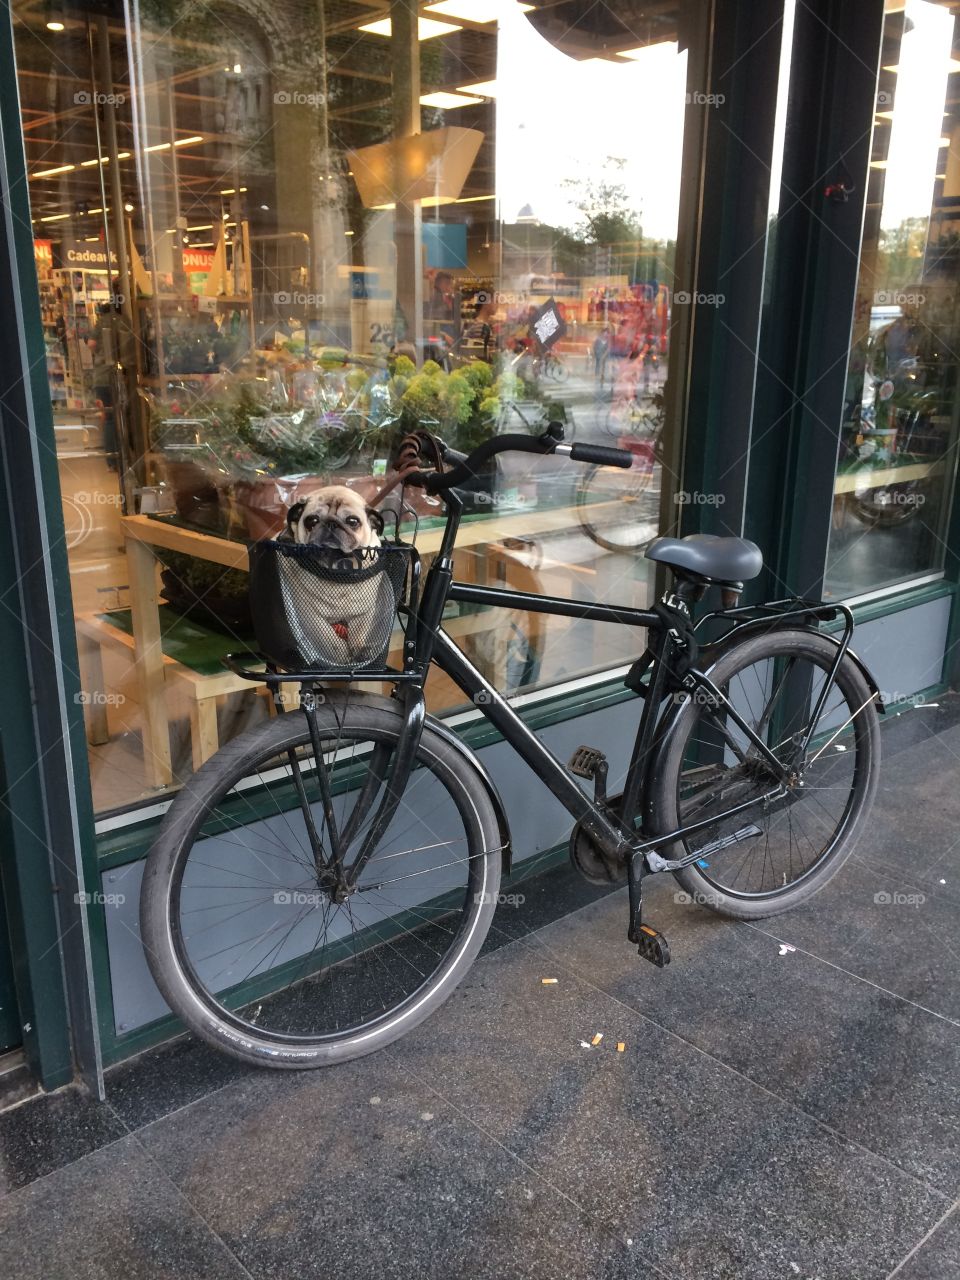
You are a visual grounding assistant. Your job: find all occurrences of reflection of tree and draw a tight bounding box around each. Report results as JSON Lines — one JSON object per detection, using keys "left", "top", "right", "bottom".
{"left": 557, "top": 155, "right": 673, "bottom": 283}
{"left": 876, "top": 216, "right": 928, "bottom": 290}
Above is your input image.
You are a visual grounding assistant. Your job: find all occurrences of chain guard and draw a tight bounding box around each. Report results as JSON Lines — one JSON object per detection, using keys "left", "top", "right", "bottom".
{"left": 568, "top": 799, "right": 629, "bottom": 885}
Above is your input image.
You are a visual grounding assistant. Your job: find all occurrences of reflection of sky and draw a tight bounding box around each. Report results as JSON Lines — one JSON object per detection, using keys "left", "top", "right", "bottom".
{"left": 495, "top": 3, "right": 687, "bottom": 240}
{"left": 880, "top": 0, "right": 954, "bottom": 231}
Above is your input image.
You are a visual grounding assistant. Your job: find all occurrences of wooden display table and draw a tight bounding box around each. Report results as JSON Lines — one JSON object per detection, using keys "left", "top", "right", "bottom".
{"left": 120, "top": 512, "right": 551, "bottom": 788}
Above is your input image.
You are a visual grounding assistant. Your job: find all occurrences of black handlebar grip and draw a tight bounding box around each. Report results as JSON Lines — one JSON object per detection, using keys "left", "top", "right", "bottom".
{"left": 568, "top": 443, "right": 633, "bottom": 469}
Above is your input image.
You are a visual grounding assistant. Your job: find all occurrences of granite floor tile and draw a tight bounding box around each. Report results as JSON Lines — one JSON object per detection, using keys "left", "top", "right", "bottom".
{"left": 512, "top": 881, "right": 960, "bottom": 1194}
{"left": 889, "top": 1201, "right": 960, "bottom": 1279}
{"left": 0, "top": 1085, "right": 128, "bottom": 1196}
{"left": 137, "top": 1058, "right": 649, "bottom": 1280}
{"left": 384, "top": 940, "right": 947, "bottom": 1279}
{"left": 0, "top": 1135, "right": 247, "bottom": 1279}
{"left": 105, "top": 1033, "right": 256, "bottom": 1132}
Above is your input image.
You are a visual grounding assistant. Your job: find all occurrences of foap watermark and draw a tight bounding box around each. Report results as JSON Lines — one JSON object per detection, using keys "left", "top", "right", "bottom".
{"left": 274, "top": 90, "right": 326, "bottom": 107}
{"left": 74, "top": 490, "right": 124, "bottom": 507}
{"left": 874, "top": 890, "right": 925, "bottom": 907}
{"left": 874, "top": 290, "right": 925, "bottom": 307}
{"left": 674, "top": 889, "right": 726, "bottom": 908}
{"left": 75, "top": 690, "right": 125, "bottom": 707}
{"left": 475, "top": 891, "right": 525, "bottom": 907}
{"left": 274, "top": 889, "right": 326, "bottom": 907}
{"left": 685, "top": 90, "right": 725, "bottom": 107}
{"left": 74, "top": 90, "right": 126, "bottom": 106}
{"left": 878, "top": 690, "right": 925, "bottom": 712}
{"left": 674, "top": 490, "right": 726, "bottom": 507}
{"left": 274, "top": 290, "right": 325, "bottom": 306}
{"left": 673, "top": 290, "right": 725, "bottom": 308}
{"left": 876, "top": 90, "right": 894, "bottom": 109}
{"left": 75, "top": 890, "right": 125, "bottom": 906}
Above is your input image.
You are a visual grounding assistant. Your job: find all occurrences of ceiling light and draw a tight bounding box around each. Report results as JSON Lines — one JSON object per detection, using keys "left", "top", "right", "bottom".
{"left": 617, "top": 42, "right": 680, "bottom": 60}
{"left": 359, "top": 16, "right": 461, "bottom": 39}
{"left": 39, "top": 212, "right": 71, "bottom": 222}
{"left": 173, "top": 135, "right": 204, "bottom": 146}
{"left": 453, "top": 193, "right": 495, "bottom": 203}
{"left": 188, "top": 224, "right": 213, "bottom": 231}
{"left": 419, "top": 91, "right": 484, "bottom": 109}
{"left": 344, "top": 230, "right": 355, "bottom": 236}
{"left": 884, "top": 58, "right": 960, "bottom": 73}
{"left": 870, "top": 160, "right": 888, "bottom": 170}
{"left": 46, "top": 20, "right": 65, "bottom": 31}
{"left": 260, "top": 204, "right": 269, "bottom": 210}
{"left": 456, "top": 80, "right": 497, "bottom": 97}
{"left": 424, "top": 1, "right": 532, "bottom": 21}
{"left": 31, "top": 164, "right": 75, "bottom": 178}
{"left": 220, "top": 186, "right": 247, "bottom": 194}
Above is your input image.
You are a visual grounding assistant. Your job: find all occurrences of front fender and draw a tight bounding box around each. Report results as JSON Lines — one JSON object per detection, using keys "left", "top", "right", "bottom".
{"left": 425, "top": 714, "right": 513, "bottom": 874}
{"left": 315, "top": 689, "right": 513, "bottom": 873}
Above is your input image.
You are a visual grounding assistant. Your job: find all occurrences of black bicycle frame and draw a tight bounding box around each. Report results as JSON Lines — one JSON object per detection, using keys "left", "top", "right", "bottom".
{"left": 225, "top": 492, "right": 852, "bottom": 881}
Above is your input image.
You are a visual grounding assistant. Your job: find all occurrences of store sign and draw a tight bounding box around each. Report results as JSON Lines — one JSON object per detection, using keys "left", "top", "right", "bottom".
{"left": 183, "top": 249, "right": 214, "bottom": 272}
{"left": 530, "top": 296, "right": 566, "bottom": 350}
{"left": 59, "top": 236, "right": 118, "bottom": 268}
{"left": 33, "top": 239, "right": 53, "bottom": 267}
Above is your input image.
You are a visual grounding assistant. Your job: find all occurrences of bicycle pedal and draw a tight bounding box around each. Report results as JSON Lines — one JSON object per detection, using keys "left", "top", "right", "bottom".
{"left": 635, "top": 924, "right": 671, "bottom": 968}
{"left": 569, "top": 745, "right": 607, "bottom": 780}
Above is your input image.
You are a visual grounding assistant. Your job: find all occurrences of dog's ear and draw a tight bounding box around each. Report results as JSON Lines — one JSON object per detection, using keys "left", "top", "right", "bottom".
{"left": 366, "top": 507, "right": 385, "bottom": 537}
{"left": 286, "top": 501, "right": 306, "bottom": 529}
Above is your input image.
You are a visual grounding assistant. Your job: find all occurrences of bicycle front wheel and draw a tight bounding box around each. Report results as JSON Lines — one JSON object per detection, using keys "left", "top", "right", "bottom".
{"left": 647, "top": 629, "right": 880, "bottom": 919}
{"left": 140, "top": 697, "right": 502, "bottom": 1068}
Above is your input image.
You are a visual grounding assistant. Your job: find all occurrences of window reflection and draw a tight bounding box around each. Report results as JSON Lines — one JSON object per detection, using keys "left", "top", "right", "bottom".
{"left": 16, "top": 0, "right": 690, "bottom": 812}
{"left": 826, "top": 0, "right": 960, "bottom": 598}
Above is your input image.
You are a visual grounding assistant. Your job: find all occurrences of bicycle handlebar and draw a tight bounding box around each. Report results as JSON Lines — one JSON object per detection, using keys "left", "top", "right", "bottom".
{"left": 406, "top": 426, "right": 632, "bottom": 495}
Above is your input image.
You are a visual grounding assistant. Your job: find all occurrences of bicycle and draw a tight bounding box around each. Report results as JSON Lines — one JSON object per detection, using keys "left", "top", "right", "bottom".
{"left": 576, "top": 394, "right": 665, "bottom": 552}
{"left": 140, "top": 424, "right": 883, "bottom": 1069}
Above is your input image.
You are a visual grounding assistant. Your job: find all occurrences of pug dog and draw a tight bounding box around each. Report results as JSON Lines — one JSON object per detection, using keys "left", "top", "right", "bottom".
{"left": 278, "top": 486, "right": 393, "bottom": 668}
{"left": 285, "top": 485, "right": 384, "bottom": 556}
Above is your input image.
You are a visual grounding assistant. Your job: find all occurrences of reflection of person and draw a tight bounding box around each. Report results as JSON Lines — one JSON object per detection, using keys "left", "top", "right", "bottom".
{"left": 427, "top": 270, "right": 455, "bottom": 321}
{"left": 462, "top": 301, "right": 495, "bottom": 362}
{"left": 592, "top": 328, "right": 609, "bottom": 383}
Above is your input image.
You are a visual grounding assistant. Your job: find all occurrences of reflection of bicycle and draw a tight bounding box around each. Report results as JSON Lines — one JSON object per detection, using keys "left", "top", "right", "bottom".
{"left": 140, "top": 424, "right": 882, "bottom": 1069}
{"left": 532, "top": 349, "right": 567, "bottom": 383}
{"left": 577, "top": 397, "right": 665, "bottom": 552}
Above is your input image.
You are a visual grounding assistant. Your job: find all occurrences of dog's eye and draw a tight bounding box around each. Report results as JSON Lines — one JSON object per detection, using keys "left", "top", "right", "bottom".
{"left": 304, "top": 514, "right": 321, "bottom": 529}
{"left": 345, "top": 516, "right": 360, "bottom": 528}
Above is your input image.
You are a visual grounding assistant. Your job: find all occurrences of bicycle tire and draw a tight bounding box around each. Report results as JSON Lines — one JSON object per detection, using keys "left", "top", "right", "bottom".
{"left": 574, "top": 462, "right": 658, "bottom": 552}
{"left": 647, "top": 629, "right": 880, "bottom": 919}
{"left": 140, "top": 699, "right": 502, "bottom": 1068}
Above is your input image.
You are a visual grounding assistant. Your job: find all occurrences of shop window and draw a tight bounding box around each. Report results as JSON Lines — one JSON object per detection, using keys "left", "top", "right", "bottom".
{"left": 825, "top": 0, "right": 960, "bottom": 600}
{"left": 14, "top": 0, "right": 690, "bottom": 814}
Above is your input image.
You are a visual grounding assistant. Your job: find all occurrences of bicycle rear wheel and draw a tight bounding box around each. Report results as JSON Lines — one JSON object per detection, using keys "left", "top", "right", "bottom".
{"left": 647, "top": 629, "right": 880, "bottom": 918}
{"left": 140, "top": 697, "right": 502, "bottom": 1068}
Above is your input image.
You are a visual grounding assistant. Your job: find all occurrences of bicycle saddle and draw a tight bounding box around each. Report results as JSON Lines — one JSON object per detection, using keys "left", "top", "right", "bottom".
{"left": 645, "top": 533, "right": 763, "bottom": 583}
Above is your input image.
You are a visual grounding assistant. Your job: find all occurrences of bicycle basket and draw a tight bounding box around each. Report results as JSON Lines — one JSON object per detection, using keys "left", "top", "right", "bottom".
{"left": 248, "top": 540, "right": 416, "bottom": 673}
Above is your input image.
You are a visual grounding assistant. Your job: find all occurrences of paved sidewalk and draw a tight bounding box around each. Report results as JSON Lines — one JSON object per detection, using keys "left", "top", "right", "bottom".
{"left": 1, "top": 698, "right": 959, "bottom": 1279}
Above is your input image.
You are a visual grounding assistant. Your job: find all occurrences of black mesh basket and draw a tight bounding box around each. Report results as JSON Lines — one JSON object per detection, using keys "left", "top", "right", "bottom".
{"left": 248, "top": 540, "right": 417, "bottom": 673}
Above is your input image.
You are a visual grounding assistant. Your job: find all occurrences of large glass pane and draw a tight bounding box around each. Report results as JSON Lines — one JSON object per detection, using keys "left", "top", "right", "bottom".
{"left": 825, "top": 0, "right": 960, "bottom": 599}
{"left": 14, "top": 0, "right": 693, "bottom": 814}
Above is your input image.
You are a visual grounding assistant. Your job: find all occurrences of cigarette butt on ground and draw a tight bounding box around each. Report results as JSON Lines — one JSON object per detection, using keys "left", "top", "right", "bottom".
{"left": 540, "top": 977, "right": 558, "bottom": 985}
{"left": 617, "top": 1042, "right": 626, "bottom": 1053}
{"left": 591, "top": 1033, "right": 603, "bottom": 1046}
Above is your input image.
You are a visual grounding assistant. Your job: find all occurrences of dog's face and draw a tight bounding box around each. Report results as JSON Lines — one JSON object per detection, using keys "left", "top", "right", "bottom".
{"left": 286, "top": 486, "right": 384, "bottom": 553}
